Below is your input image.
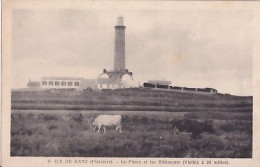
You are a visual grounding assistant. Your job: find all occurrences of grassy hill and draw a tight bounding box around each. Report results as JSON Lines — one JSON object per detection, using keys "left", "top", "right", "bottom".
{"left": 11, "top": 88, "right": 253, "bottom": 157}
{"left": 11, "top": 88, "right": 252, "bottom": 112}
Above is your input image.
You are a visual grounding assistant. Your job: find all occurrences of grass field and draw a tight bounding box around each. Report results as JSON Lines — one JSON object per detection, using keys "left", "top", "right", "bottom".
{"left": 11, "top": 88, "right": 253, "bottom": 112}
{"left": 11, "top": 110, "right": 252, "bottom": 158}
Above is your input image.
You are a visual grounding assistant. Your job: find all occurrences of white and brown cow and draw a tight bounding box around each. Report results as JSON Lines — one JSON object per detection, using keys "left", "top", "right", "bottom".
{"left": 92, "top": 115, "right": 122, "bottom": 133}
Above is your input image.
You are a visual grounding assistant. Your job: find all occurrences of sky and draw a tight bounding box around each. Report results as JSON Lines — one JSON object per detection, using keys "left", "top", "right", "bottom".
{"left": 12, "top": 9, "right": 253, "bottom": 96}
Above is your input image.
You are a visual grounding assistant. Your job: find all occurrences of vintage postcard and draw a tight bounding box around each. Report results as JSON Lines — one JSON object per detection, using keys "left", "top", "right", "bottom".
{"left": 2, "top": 0, "right": 260, "bottom": 167}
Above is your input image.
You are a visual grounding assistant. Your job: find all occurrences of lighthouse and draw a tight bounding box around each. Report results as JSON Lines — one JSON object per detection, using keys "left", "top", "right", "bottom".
{"left": 114, "top": 16, "right": 126, "bottom": 71}
{"left": 98, "top": 16, "right": 133, "bottom": 89}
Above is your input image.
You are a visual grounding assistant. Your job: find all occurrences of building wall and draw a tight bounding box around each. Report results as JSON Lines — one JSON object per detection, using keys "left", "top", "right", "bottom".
{"left": 40, "top": 79, "right": 81, "bottom": 89}
{"left": 98, "top": 83, "right": 121, "bottom": 90}
{"left": 78, "top": 79, "right": 98, "bottom": 90}
{"left": 40, "top": 77, "right": 129, "bottom": 90}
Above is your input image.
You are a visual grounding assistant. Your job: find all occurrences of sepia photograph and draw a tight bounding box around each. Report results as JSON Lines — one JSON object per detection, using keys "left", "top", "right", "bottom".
{"left": 2, "top": 0, "right": 260, "bottom": 167}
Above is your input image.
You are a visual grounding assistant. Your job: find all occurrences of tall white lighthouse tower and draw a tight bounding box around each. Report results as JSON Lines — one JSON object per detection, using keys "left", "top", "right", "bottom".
{"left": 114, "top": 16, "right": 126, "bottom": 71}
{"left": 98, "top": 16, "right": 133, "bottom": 88}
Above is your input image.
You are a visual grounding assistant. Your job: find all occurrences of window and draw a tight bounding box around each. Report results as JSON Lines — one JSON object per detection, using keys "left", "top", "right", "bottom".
{"left": 68, "top": 82, "right": 73, "bottom": 86}
{"left": 74, "top": 82, "right": 79, "bottom": 86}
{"left": 42, "top": 81, "right": 47, "bottom": 85}
{"left": 61, "top": 81, "right": 66, "bottom": 86}
{"left": 55, "top": 81, "right": 60, "bottom": 86}
{"left": 48, "top": 81, "right": 53, "bottom": 85}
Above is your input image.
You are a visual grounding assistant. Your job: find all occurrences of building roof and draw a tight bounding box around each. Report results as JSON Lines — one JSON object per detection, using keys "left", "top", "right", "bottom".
{"left": 27, "top": 81, "right": 40, "bottom": 87}
{"left": 41, "top": 77, "right": 84, "bottom": 81}
{"left": 148, "top": 80, "right": 172, "bottom": 85}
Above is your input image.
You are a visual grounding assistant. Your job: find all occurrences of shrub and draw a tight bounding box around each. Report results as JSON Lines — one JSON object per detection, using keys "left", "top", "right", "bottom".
{"left": 69, "top": 113, "right": 84, "bottom": 123}
{"left": 169, "top": 119, "right": 215, "bottom": 138}
{"left": 48, "top": 125, "right": 58, "bottom": 130}
{"left": 184, "top": 113, "right": 200, "bottom": 119}
{"left": 38, "top": 114, "right": 59, "bottom": 121}
{"left": 190, "top": 135, "right": 226, "bottom": 158}
{"left": 220, "top": 120, "right": 252, "bottom": 134}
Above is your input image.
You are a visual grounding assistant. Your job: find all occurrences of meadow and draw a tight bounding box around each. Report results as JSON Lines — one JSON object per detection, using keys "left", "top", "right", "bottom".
{"left": 11, "top": 88, "right": 252, "bottom": 112}
{"left": 11, "top": 110, "right": 252, "bottom": 158}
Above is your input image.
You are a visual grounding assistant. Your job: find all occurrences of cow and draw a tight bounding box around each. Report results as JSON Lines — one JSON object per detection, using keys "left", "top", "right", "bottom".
{"left": 92, "top": 115, "right": 122, "bottom": 133}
